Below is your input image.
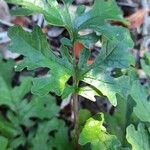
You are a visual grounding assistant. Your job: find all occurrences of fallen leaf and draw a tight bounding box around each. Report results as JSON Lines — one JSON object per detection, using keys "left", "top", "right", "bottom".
{"left": 12, "top": 16, "right": 30, "bottom": 26}
{"left": 126, "top": 9, "right": 149, "bottom": 29}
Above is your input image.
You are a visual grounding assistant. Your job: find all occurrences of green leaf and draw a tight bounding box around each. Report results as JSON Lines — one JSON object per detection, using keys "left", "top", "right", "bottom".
{"left": 79, "top": 109, "right": 91, "bottom": 126}
{"left": 113, "top": 95, "right": 134, "bottom": 133}
{"left": 0, "top": 136, "right": 8, "bottom": 150}
{"left": 78, "top": 86, "right": 100, "bottom": 102}
{"left": 94, "top": 25, "right": 134, "bottom": 68}
{"left": 0, "top": 115, "right": 17, "bottom": 138}
{"left": 126, "top": 123, "right": 150, "bottom": 150}
{"left": 79, "top": 113, "right": 121, "bottom": 150}
{"left": 78, "top": 48, "right": 90, "bottom": 75}
{"left": 0, "top": 76, "right": 13, "bottom": 109}
{"left": 10, "top": 7, "right": 33, "bottom": 16}
{"left": 75, "top": 5, "right": 86, "bottom": 16}
{"left": 62, "top": 0, "right": 73, "bottom": 5}
{"left": 11, "top": 77, "right": 32, "bottom": 103}
{"left": 80, "top": 26, "right": 133, "bottom": 107}
{"left": 10, "top": 135, "right": 26, "bottom": 149}
{"left": 130, "top": 81, "right": 150, "bottom": 123}
{"left": 75, "top": 33, "right": 99, "bottom": 49}
{"left": 105, "top": 95, "right": 135, "bottom": 145}
{"left": 0, "top": 77, "right": 32, "bottom": 111}
{"left": 0, "top": 74, "right": 59, "bottom": 126}
{"left": 74, "top": 0, "right": 127, "bottom": 30}
{"left": 49, "top": 124, "right": 73, "bottom": 150}
{"left": 8, "top": 26, "right": 73, "bottom": 96}
{"left": 61, "top": 84, "right": 75, "bottom": 99}
{"left": 83, "top": 72, "right": 130, "bottom": 106}
{"left": 6, "top": 0, "right": 73, "bottom": 37}
{"left": 8, "top": 95, "right": 59, "bottom": 127}
{"left": 30, "top": 118, "right": 72, "bottom": 150}
{"left": 141, "top": 52, "right": 150, "bottom": 78}
{"left": 0, "top": 57, "right": 15, "bottom": 87}
{"left": 6, "top": 0, "right": 63, "bottom": 26}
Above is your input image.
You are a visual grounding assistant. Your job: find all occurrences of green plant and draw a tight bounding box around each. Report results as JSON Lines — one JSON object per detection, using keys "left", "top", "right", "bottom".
{"left": 3, "top": 0, "right": 150, "bottom": 149}
{"left": 0, "top": 57, "right": 71, "bottom": 150}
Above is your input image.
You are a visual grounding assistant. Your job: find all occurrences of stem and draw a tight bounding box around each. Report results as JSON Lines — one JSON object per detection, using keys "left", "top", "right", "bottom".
{"left": 72, "top": 50, "right": 80, "bottom": 149}
{"left": 72, "top": 92, "right": 80, "bottom": 149}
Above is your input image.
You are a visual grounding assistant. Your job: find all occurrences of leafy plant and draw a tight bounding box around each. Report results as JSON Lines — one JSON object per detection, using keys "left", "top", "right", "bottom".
{"left": 0, "top": 57, "right": 71, "bottom": 150}
{"left": 3, "top": 0, "right": 150, "bottom": 149}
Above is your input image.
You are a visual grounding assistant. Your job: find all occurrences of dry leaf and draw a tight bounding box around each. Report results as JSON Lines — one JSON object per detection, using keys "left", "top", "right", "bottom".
{"left": 126, "top": 9, "right": 149, "bottom": 29}
{"left": 12, "top": 16, "right": 30, "bottom": 26}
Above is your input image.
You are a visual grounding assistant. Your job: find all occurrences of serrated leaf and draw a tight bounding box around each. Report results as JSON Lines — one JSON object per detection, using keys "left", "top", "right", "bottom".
{"left": 79, "top": 113, "right": 121, "bottom": 150}
{"left": 126, "top": 123, "right": 150, "bottom": 150}
{"left": 8, "top": 26, "right": 73, "bottom": 96}
{"left": 130, "top": 81, "right": 150, "bottom": 123}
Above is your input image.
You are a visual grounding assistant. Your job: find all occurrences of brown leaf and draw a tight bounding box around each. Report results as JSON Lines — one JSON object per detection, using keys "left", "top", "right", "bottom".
{"left": 12, "top": 17, "right": 30, "bottom": 26}
{"left": 126, "top": 9, "right": 149, "bottom": 29}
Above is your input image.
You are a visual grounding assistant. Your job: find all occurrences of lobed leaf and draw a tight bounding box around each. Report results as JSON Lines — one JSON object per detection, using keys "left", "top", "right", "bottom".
{"left": 8, "top": 26, "right": 73, "bottom": 96}
{"left": 30, "top": 118, "right": 72, "bottom": 150}
{"left": 126, "top": 123, "right": 150, "bottom": 150}
{"left": 79, "top": 113, "right": 121, "bottom": 150}
{"left": 130, "top": 81, "right": 150, "bottom": 123}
